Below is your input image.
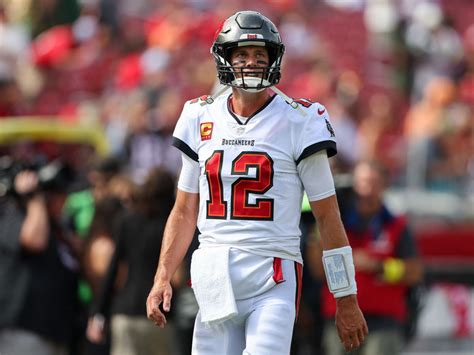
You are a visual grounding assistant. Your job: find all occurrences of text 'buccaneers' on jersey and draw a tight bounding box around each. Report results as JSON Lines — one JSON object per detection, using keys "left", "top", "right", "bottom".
{"left": 172, "top": 94, "right": 336, "bottom": 263}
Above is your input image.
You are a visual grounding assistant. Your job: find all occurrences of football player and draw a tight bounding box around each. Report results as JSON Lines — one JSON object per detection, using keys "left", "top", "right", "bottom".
{"left": 147, "top": 10, "right": 368, "bottom": 355}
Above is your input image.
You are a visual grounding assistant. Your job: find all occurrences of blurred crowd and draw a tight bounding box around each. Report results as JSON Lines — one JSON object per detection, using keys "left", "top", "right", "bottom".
{"left": 0, "top": 0, "right": 473, "bottom": 354}
{"left": 0, "top": 0, "right": 472, "bottom": 189}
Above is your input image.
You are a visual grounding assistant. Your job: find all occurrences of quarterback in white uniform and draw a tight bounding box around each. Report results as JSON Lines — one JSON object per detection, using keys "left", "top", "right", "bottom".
{"left": 147, "top": 10, "right": 368, "bottom": 355}
{"left": 173, "top": 93, "right": 336, "bottom": 263}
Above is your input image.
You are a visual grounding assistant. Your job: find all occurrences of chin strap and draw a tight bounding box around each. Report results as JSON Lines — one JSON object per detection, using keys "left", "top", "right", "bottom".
{"left": 270, "top": 86, "right": 307, "bottom": 116}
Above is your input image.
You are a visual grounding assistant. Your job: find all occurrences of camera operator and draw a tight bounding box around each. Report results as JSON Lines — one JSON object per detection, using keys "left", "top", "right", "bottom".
{"left": 0, "top": 164, "right": 80, "bottom": 355}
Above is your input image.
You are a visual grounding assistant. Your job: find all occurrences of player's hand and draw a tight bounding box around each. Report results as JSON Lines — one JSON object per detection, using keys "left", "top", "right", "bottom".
{"left": 86, "top": 314, "right": 105, "bottom": 343}
{"left": 146, "top": 279, "right": 172, "bottom": 328}
{"left": 335, "top": 294, "right": 368, "bottom": 352}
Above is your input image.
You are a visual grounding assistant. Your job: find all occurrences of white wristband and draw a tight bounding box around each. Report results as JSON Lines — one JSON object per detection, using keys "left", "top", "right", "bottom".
{"left": 322, "top": 246, "right": 357, "bottom": 298}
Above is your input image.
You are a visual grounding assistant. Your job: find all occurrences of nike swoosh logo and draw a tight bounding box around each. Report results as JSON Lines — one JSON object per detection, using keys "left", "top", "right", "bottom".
{"left": 318, "top": 108, "right": 325, "bottom": 115}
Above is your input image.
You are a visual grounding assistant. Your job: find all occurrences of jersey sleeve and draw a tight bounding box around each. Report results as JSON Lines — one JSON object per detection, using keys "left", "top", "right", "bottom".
{"left": 172, "top": 100, "right": 199, "bottom": 162}
{"left": 294, "top": 103, "right": 337, "bottom": 165}
{"left": 297, "top": 151, "right": 335, "bottom": 201}
{"left": 177, "top": 153, "right": 200, "bottom": 193}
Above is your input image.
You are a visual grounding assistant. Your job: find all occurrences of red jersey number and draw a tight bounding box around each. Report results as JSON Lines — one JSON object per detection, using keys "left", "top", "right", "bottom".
{"left": 205, "top": 151, "right": 227, "bottom": 219}
{"left": 205, "top": 151, "right": 274, "bottom": 220}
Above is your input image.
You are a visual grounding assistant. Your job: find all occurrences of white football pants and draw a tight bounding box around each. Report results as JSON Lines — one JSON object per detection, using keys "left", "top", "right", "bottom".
{"left": 191, "top": 258, "right": 302, "bottom": 355}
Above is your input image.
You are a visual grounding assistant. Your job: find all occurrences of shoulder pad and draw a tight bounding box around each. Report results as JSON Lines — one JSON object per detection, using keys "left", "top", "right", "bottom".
{"left": 279, "top": 97, "right": 313, "bottom": 117}
{"left": 293, "top": 98, "right": 314, "bottom": 108}
{"left": 294, "top": 99, "right": 327, "bottom": 117}
{"left": 189, "top": 95, "right": 213, "bottom": 105}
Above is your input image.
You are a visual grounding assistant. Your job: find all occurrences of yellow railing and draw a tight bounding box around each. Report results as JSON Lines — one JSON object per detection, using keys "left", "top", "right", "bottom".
{"left": 0, "top": 117, "right": 109, "bottom": 156}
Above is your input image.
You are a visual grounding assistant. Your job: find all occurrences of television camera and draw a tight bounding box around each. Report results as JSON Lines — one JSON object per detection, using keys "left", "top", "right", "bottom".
{"left": 0, "top": 156, "right": 73, "bottom": 198}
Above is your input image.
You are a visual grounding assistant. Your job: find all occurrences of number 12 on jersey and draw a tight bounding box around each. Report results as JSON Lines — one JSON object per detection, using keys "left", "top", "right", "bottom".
{"left": 205, "top": 150, "right": 274, "bottom": 220}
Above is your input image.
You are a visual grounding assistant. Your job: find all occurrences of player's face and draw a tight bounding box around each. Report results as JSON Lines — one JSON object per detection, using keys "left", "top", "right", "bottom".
{"left": 229, "top": 46, "right": 269, "bottom": 79}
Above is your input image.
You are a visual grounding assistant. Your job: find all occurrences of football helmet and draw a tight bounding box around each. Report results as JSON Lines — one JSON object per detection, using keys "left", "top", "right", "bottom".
{"left": 211, "top": 11, "right": 285, "bottom": 92}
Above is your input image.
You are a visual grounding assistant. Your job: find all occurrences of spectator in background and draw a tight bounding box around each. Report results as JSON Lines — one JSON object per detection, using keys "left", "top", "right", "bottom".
{"left": 403, "top": 1, "right": 464, "bottom": 102}
{"left": 82, "top": 172, "right": 136, "bottom": 297}
{"left": 308, "top": 160, "right": 423, "bottom": 355}
{"left": 404, "top": 76, "right": 457, "bottom": 141}
{"left": 107, "top": 174, "right": 137, "bottom": 210}
{"left": 357, "top": 93, "right": 404, "bottom": 179}
{"left": 63, "top": 156, "right": 122, "bottom": 241}
{"left": 404, "top": 76, "right": 471, "bottom": 191}
{"left": 0, "top": 167, "right": 80, "bottom": 355}
{"left": 80, "top": 196, "right": 127, "bottom": 355}
{"left": 124, "top": 87, "right": 183, "bottom": 183}
{"left": 424, "top": 102, "right": 473, "bottom": 193}
{"left": 61, "top": 156, "right": 123, "bottom": 354}
{"left": 101, "top": 92, "right": 130, "bottom": 157}
{"left": 82, "top": 197, "right": 127, "bottom": 300}
{"left": 324, "top": 71, "right": 362, "bottom": 175}
{"left": 87, "top": 167, "right": 178, "bottom": 355}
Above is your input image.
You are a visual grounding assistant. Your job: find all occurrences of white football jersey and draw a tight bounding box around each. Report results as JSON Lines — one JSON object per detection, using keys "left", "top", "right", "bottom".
{"left": 173, "top": 93, "right": 337, "bottom": 263}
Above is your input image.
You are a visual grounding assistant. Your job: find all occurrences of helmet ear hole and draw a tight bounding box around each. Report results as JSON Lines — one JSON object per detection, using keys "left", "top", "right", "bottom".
{"left": 266, "top": 47, "right": 277, "bottom": 66}
{"left": 223, "top": 47, "right": 233, "bottom": 65}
